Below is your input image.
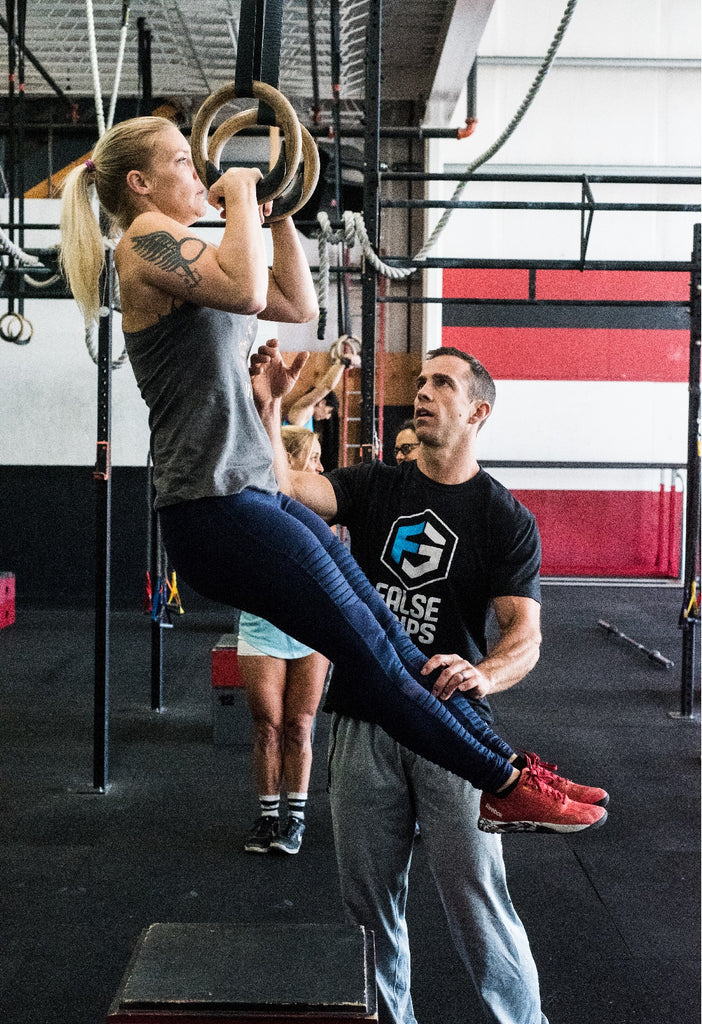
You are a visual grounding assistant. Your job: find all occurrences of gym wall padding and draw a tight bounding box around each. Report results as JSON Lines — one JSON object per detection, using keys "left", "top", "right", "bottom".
{"left": 442, "top": 267, "right": 689, "bottom": 578}
{"left": 0, "top": 465, "right": 162, "bottom": 608}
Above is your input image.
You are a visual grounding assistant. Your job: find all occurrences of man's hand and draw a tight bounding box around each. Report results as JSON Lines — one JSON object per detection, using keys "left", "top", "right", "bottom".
{"left": 250, "top": 338, "right": 309, "bottom": 407}
{"left": 421, "top": 653, "right": 492, "bottom": 701}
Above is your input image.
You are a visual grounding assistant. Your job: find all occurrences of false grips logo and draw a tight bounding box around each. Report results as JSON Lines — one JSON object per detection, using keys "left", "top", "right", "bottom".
{"left": 381, "top": 510, "right": 458, "bottom": 590}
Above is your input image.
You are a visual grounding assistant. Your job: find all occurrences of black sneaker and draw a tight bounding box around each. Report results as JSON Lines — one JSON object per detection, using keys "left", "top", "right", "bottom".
{"left": 243, "top": 815, "right": 279, "bottom": 853}
{"left": 270, "top": 816, "right": 305, "bottom": 854}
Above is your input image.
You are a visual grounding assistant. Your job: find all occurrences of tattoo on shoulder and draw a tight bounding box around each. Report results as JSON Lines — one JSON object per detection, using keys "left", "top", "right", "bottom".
{"left": 132, "top": 231, "right": 207, "bottom": 288}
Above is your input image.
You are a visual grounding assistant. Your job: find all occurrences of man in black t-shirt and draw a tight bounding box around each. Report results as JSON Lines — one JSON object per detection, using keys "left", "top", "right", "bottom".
{"left": 255, "top": 345, "right": 555, "bottom": 1024}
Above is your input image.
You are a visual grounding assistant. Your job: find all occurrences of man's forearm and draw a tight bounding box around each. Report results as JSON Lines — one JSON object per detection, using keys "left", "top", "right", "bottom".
{"left": 479, "top": 628, "right": 541, "bottom": 695}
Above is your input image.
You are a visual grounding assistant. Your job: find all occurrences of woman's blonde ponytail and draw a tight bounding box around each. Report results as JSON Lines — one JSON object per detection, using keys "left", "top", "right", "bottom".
{"left": 59, "top": 163, "right": 106, "bottom": 323}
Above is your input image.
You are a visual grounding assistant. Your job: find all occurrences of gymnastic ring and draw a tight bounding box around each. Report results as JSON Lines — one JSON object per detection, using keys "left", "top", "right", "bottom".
{"left": 207, "top": 107, "right": 289, "bottom": 193}
{"left": 329, "top": 334, "right": 361, "bottom": 363}
{"left": 15, "top": 315, "right": 34, "bottom": 345}
{"left": 263, "top": 125, "right": 320, "bottom": 223}
{"left": 190, "top": 81, "right": 302, "bottom": 204}
{"left": 0, "top": 311, "right": 28, "bottom": 344}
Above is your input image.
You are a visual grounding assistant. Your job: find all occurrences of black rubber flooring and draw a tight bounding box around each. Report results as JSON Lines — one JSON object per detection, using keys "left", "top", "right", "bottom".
{"left": 0, "top": 585, "right": 699, "bottom": 1024}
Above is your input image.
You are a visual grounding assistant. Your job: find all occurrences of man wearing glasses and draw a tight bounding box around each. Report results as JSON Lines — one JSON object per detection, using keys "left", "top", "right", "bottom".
{"left": 392, "top": 419, "right": 420, "bottom": 464}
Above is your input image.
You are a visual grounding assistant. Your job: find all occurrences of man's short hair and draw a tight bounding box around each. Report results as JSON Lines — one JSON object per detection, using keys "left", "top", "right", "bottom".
{"left": 425, "top": 347, "right": 496, "bottom": 408}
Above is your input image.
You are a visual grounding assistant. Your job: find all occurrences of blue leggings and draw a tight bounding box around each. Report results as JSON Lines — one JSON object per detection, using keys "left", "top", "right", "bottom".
{"left": 159, "top": 488, "right": 515, "bottom": 792}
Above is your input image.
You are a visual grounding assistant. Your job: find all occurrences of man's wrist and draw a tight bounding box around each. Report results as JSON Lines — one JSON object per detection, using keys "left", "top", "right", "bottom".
{"left": 256, "top": 395, "right": 281, "bottom": 422}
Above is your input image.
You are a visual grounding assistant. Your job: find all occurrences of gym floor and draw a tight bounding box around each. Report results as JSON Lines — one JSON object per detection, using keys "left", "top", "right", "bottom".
{"left": 0, "top": 584, "right": 699, "bottom": 1024}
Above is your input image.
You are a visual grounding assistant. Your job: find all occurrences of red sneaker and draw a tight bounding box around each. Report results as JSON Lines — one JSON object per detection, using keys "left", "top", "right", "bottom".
{"left": 478, "top": 766, "right": 608, "bottom": 835}
{"left": 521, "top": 751, "right": 609, "bottom": 807}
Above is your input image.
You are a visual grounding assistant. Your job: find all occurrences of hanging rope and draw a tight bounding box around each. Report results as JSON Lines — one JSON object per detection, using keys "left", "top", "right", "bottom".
{"left": 84, "top": 321, "right": 129, "bottom": 370}
{"left": 85, "top": 0, "right": 106, "bottom": 136}
{"left": 314, "top": 0, "right": 580, "bottom": 327}
{"left": 106, "top": 2, "right": 131, "bottom": 132}
{"left": 418, "top": 0, "right": 579, "bottom": 261}
{"left": 0, "top": 3, "right": 131, "bottom": 339}
{"left": 78, "top": 0, "right": 132, "bottom": 365}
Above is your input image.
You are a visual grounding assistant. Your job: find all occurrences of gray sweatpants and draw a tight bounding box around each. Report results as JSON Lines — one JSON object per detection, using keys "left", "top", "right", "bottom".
{"left": 328, "top": 715, "right": 549, "bottom": 1024}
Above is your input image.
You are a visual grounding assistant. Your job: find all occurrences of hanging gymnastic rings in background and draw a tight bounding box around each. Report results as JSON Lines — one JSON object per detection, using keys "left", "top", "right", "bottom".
{"left": 0, "top": 310, "right": 33, "bottom": 345}
{"left": 209, "top": 109, "right": 320, "bottom": 223}
{"left": 190, "top": 81, "right": 302, "bottom": 205}
{"left": 330, "top": 333, "right": 361, "bottom": 366}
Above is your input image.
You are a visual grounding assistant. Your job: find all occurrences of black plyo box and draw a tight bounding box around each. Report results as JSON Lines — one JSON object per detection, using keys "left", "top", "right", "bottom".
{"left": 107, "top": 922, "right": 377, "bottom": 1022}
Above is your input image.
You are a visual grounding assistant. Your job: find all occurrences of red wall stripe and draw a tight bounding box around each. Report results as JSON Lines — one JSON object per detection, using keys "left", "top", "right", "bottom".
{"left": 443, "top": 268, "right": 530, "bottom": 299}
{"left": 536, "top": 269, "right": 688, "bottom": 302}
{"left": 511, "top": 489, "right": 683, "bottom": 577}
{"left": 442, "top": 268, "right": 689, "bottom": 302}
{"left": 442, "top": 325, "right": 687, "bottom": 381}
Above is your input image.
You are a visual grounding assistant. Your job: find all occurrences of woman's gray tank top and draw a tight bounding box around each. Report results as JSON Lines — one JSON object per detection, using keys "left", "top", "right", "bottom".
{"left": 123, "top": 303, "right": 278, "bottom": 508}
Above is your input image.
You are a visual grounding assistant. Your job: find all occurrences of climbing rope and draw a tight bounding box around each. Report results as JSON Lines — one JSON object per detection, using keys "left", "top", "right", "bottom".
{"left": 418, "top": 0, "right": 579, "bottom": 261}
{"left": 84, "top": 321, "right": 129, "bottom": 370}
{"left": 106, "top": 2, "right": 131, "bottom": 133}
{"left": 314, "top": 0, "right": 580, "bottom": 326}
{"left": 0, "top": 3, "right": 131, "bottom": 354}
{"left": 85, "top": 0, "right": 106, "bottom": 136}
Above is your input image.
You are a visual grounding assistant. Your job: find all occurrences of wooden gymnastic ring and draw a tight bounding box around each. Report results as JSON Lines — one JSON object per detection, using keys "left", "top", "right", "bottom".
{"left": 207, "top": 108, "right": 288, "bottom": 200}
{"left": 330, "top": 334, "right": 361, "bottom": 363}
{"left": 14, "top": 314, "right": 33, "bottom": 345}
{"left": 191, "top": 81, "right": 302, "bottom": 204}
{"left": 264, "top": 125, "right": 320, "bottom": 223}
{"left": 0, "top": 311, "right": 25, "bottom": 342}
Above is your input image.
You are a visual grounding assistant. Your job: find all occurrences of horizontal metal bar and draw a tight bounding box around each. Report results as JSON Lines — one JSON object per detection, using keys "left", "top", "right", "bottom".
{"left": 381, "top": 257, "right": 697, "bottom": 271}
{"left": 480, "top": 461, "right": 687, "bottom": 470}
{"left": 378, "top": 295, "right": 691, "bottom": 307}
{"left": 0, "top": 122, "right": 467, "bottom": 140}
{"left": 381, "top": 199, "right": 700, "bottom": 212}
{"left": 0, "top": 224, "right": 62, "bottom": 231}
{"left": 478, "top": 54, "right": 700, "bottom": 70}
{"left": 381, "top": 172, "right": 702, "bottom": 185}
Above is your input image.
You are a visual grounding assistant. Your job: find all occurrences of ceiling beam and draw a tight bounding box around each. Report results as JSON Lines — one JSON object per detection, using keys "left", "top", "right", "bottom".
{"left": 423, "top": 0, "right": 496, "bottom": 124}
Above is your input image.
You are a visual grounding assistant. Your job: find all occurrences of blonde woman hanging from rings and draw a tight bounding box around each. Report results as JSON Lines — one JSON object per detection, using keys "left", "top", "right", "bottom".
{"left": 58, "top": 115, "right": 606, "bottom": 836}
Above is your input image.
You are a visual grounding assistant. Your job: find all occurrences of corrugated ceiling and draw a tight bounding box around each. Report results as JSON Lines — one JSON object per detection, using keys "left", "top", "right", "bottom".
{"left": 4, "top": 0, "right": 471, "bottom": 129}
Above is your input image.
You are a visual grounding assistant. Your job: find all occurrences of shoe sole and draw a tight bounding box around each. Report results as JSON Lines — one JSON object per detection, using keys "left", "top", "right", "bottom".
{"left": 269, "top": 842, "right": 301, "bottom": 855}
{"left": 478, "top": 808, "right": 608, "bottom": 835}
{"left": 243, "top": 844, "right": 271, "bottom": 853}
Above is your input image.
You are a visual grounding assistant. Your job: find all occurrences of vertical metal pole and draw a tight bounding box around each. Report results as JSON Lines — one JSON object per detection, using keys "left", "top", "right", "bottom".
{"left": 330, "top": 0, "right": 350, "bottom": 337}
{"left": 93, "top": 252, "right": 114, "bottom": 791}
{"left": 16, "top": 0, "right": 26, "bottom": 319}
{"left": 5, "top": 0, "right": 17, "bottom": 317}
{"left": 150, "top": 498, "right": 164, "bottom": 711}
{"left": 675, "top": 222, "right": 701, "bottom": 718}
{"left": 360, "top": 0, "right": 381, "bottom": 461}
{"left": 137, "top": 17, "right": 152, "bottom": 114}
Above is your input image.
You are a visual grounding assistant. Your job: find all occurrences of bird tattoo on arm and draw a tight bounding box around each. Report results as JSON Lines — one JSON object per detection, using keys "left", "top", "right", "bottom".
{"left": 131, "top": 231, "right": 207, "bottom": 288}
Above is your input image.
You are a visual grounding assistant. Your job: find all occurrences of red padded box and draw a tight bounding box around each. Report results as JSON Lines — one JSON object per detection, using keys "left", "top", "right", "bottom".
{"left": 0, "top": 572, "right": 15, "bottom": 629}
{"left": 211, "top": 634, "right": 244, "bottom": 688}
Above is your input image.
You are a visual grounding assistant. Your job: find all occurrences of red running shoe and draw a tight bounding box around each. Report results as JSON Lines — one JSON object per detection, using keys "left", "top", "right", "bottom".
{"left": 478, "top": 766, "right": 608, "bottom": 835}
{"left": 521, "top": 751, "right": 609, "bottom": 807}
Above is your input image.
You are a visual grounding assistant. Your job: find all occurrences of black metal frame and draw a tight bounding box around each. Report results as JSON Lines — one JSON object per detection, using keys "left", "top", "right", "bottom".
{"left": 1, "top": 0, "right": 699, "bottom": 787}
{"left": 358, "top": 2, "right": 700, "bottom": 717}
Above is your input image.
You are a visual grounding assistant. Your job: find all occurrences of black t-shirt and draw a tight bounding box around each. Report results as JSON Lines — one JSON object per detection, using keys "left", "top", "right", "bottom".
{"left": 325, "top": 460, "right": 542, "bottom": 722}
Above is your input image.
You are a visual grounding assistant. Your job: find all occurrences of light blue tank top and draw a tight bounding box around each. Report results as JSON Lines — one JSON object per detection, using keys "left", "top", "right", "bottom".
{"left": 124, "top": 303, "right": 278, "bottom": 508}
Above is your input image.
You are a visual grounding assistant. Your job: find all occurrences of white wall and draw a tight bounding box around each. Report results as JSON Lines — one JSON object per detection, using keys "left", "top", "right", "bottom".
{"left": 0, "top": 200, "right": 318, "bottom": 465}
{"left": 0, "top": 0, "right": 699, "bottom": 469}
{"left": 422, "top": 0, "right": 700, "bottom": 479}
